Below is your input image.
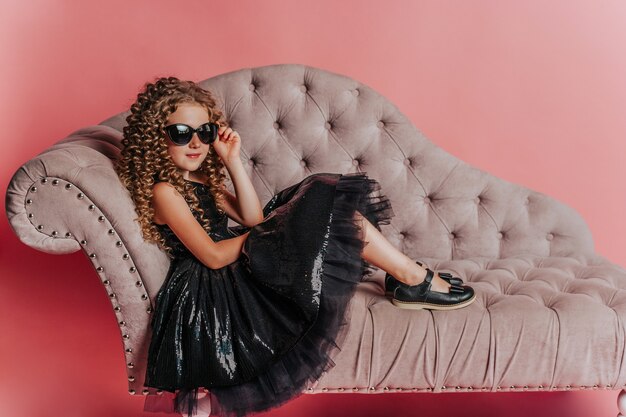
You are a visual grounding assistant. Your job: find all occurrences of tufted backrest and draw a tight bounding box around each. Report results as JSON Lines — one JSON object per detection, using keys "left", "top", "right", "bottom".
{"left": 101, "top": 64, "right": 595, "bottom": 262}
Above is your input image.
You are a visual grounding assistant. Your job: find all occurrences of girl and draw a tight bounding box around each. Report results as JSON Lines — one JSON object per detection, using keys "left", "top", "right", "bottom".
{"left": 114, "top": 76, "right": 475, "bottom": 417}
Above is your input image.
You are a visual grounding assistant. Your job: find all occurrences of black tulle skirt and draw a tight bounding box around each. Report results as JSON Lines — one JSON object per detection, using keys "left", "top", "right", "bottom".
{"left": 143, "top": 172, "right": 395, "bottom": 417}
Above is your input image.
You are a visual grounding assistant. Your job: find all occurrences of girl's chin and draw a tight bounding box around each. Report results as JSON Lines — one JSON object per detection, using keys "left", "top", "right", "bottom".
{"left": 175, "top": 163, "right": 203, "bottom": 171}
{"left": 182, "top": 157, "right": 205, "bottom": 165}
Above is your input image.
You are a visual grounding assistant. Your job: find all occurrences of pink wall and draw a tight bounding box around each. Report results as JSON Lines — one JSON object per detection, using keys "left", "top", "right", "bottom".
{"left": 1, "top": 0, "right": 625, "bottom": 416}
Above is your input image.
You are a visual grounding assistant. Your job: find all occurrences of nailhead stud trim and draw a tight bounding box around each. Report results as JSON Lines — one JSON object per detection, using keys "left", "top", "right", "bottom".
{"left": 299, "top": 384, "right": 603, "bottom": 393}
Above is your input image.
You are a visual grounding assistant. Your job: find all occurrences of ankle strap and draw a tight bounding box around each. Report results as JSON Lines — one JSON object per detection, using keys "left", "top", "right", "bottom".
{"left": 424, "top": 268, "right": 434, "bottom": 283}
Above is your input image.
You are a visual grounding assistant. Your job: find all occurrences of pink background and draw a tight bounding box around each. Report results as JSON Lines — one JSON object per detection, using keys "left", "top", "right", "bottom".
{"left": 1, "top": 0, "right": 625, "bottom": 416}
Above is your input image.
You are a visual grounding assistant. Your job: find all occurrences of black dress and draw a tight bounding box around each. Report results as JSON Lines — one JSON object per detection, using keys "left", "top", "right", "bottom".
{"left": 143, "top": 172, "right": 395, "bottom": 417}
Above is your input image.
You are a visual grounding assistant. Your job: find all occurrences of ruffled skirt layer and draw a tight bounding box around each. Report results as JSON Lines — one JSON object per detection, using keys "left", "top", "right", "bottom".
{"left": 143, "top": 172, "right": 395, "bottom": 417}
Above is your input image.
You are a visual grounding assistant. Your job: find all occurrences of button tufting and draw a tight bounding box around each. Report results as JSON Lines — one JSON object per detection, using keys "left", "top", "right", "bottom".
{"left": 300, "top": 160, "right": 307, "bottom": 167}
{"left": 352, "top": 89, "right": 359, "bottom": 96}
{"left": 449, "top": 232, "right": 455, "bottom": 240}
{"left": 248, "top": 83, "right": 255, "bottom": 91}
{"left": 300, "top": 85, "right": 307, "bottom": 93}
{"left": 377, "top": 120, "right": 385, "bottom": 128}
{"left": 248, "top": 159, "right": 255, "bottom": 166}
{"left": 497, "top": 232, "right": 503, "bottom": 239}
{"left": 352, "top": 159, "right": 359, "bottom": 166}
{"left": 273, "top": 121, "right": 280, "bottom": 129}
{"left": 424, "top": 196, "right": 431, "bottom": 203}
{"left": 399, "top": 232, "right": 405, "bottom": 239}
{"left": 474, "top": 197, "right": 481, "bottom": 204}
{"left": 546, "top": 233, "right": 554, "bottom": 240}
{"left": 403, "top": 158, "right": 411, "bottom": 166}
{"left": 324, "top": 121, "right": 332, "bottom": 130}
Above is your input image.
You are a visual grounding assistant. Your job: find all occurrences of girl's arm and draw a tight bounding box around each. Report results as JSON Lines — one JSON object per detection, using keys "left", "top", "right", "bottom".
{"left": 222, "top": 157, "right": 264, "bottom": 227}
{"left": 152, "top": 182, "right": 250, "bottom": 269}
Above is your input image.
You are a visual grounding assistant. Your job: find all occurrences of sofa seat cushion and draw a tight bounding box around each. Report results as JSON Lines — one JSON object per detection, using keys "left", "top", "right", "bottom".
{"left": 319, "top": 254, "right": 626, "bottom": 392}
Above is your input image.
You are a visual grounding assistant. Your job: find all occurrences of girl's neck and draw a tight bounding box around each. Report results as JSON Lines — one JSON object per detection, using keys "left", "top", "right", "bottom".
{"left": 184, "top": 171, "right": 206, "bottom": 184}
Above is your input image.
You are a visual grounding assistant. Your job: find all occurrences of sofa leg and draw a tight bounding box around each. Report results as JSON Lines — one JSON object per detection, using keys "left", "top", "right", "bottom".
{"left": 618, "top": 389, "right": 626, "bottom": 417}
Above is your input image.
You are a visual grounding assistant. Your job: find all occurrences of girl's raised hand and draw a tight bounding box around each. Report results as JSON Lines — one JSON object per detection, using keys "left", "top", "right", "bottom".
{"left": 212, "top": 125, "right": 241, "bottom": 165}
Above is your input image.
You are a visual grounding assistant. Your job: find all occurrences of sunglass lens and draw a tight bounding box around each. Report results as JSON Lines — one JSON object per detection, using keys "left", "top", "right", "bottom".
{"left": 166, "top": 124, "right": 192, "bottom": 145}
{"left": 198, "top": 123, "right": 218, "bottom": 144}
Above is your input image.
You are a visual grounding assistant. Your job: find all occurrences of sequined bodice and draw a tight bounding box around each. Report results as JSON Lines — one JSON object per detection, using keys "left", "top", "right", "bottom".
{"left": 154, "top": 181, "right": 231, "bottom": 257}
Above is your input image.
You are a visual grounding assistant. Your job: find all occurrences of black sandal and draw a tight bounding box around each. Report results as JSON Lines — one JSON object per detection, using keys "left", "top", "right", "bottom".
{"left": 384, "top": 261, "right": 464, "bottom": 298}
{"left": 391, "top": 268, "right": 476, "bottom": 311}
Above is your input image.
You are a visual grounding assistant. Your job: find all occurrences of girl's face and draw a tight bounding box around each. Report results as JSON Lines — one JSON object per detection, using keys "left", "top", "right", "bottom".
{"left": 164, "top": 102, "right": 211, "bottom": 179}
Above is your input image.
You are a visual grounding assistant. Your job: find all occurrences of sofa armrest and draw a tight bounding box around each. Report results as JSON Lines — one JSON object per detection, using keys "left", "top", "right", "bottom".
{"left": 5, "top": 124, "right": 171, "bottom": 395}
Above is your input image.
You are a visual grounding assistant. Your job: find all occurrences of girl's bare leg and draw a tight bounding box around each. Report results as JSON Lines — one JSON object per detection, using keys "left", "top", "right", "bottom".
{"left": 355, "top": 211, "right": 451, "bottom": 294}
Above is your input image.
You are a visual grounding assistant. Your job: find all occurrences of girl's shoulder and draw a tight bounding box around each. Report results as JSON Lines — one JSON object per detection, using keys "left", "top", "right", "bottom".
{"left": 151, "top": 174, "right": 213, "bottom": 225}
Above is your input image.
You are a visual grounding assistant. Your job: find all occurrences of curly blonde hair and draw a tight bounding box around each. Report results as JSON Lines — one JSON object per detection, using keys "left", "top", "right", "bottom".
{"left": 114, "top": 76, "right": 229, "bottom": 256}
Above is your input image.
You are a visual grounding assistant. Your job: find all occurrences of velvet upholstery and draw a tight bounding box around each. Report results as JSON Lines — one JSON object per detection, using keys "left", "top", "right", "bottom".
{"left": 6, "top": 64, "right": 626, "bottom": 405}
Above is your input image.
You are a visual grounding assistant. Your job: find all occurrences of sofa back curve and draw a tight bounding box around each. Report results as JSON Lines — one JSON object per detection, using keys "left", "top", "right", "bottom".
{"left": 101, "top": 63, "right": 595, "bottom": 262}
{"left": 6, "top": 64, "right": 597, "bottom": 297}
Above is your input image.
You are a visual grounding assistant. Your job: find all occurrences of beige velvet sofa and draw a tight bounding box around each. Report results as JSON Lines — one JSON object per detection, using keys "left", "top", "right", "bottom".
{"left": 6, "top": 63, "right": 626, "bottom": 415}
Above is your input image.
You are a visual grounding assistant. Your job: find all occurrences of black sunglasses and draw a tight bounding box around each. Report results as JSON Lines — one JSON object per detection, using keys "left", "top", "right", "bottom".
{"left": 164, "top": 122, "right": 220, "bottom": 146}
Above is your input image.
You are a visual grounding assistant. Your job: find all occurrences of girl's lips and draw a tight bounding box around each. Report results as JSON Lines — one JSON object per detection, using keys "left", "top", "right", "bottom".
{"left": 187, "top": 154, "right": 201, "bottom": 158}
